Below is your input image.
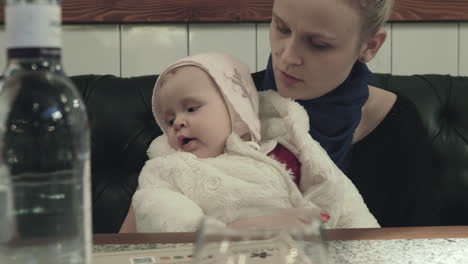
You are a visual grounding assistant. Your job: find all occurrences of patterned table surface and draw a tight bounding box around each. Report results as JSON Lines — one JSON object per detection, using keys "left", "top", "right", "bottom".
{"left": 94, "top": 237, "right": 468, "bottom": 264}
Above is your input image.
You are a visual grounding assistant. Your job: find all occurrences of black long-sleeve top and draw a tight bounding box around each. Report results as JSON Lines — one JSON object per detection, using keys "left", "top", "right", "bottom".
{"left": 350, "top": 94, "right": 440, "bottom": 227}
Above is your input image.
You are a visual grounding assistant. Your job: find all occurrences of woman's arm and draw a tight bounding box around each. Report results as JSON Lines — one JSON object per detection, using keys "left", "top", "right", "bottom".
{"left": 337, "top": 175, "right": 380, "bottom": 228}
{"left": 119, "top": 205, "right": 137, "bottom": 233}
{"left": 350, "top": 91, "right": 439, "bottom": 227}
{"left": 353, "top": 85, "right": 397, "bottom": 144}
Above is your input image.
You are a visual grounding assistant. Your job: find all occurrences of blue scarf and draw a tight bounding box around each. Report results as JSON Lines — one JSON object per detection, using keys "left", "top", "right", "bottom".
{"left": 260, "top": 55, "right": 370, "bottom": 173}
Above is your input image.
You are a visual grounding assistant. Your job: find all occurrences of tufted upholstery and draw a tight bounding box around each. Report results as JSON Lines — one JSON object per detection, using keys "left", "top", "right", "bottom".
{"left": 70, "top": 73, "right": 468, "bottom": 233}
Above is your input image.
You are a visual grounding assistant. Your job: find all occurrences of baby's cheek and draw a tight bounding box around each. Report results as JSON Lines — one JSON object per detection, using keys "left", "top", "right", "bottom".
{"left": 167, "top": 136, "right": 178, "bottom": 150}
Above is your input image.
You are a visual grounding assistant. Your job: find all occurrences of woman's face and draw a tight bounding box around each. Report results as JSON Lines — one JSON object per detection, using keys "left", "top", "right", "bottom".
{"left": 270, "top": 0, "right": 365, "bottom": 100}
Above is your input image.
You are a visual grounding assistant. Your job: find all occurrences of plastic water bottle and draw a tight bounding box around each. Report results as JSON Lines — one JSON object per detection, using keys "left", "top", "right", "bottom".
{"left": 0, "top": 0, "right": 92, "bottom": 264}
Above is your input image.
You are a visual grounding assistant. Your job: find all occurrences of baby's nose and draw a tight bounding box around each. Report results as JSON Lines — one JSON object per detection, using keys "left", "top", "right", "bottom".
{"left": 174, "top": 117, "right": 187, "bottom": 129}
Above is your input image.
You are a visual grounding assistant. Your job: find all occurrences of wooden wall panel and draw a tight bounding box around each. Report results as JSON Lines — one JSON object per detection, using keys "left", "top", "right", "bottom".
{"left": 392, "top": 0, "right": 468, "bottom": 21}
{"left": 0, "top": 0, "right": 468, "bottom": 23}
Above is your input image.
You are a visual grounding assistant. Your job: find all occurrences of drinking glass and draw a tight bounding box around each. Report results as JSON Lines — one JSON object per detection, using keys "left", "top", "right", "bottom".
{"left": 192, "top": 207, "right": 329, "bottom": 264}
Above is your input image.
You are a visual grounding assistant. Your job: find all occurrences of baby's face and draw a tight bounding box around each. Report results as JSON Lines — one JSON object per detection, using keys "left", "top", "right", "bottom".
{"left": 158, "top": 66, "right": 232, "bottom": 158}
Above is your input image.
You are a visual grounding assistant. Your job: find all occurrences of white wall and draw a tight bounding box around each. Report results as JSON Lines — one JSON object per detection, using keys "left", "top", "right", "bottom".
{"left": 0, "top": 22, "right": 467, "bottom": 76}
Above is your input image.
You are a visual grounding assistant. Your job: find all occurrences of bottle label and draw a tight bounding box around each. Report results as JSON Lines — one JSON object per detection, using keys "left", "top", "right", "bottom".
{"left": 6, "top": 4, "right": 61, "bottom": 48}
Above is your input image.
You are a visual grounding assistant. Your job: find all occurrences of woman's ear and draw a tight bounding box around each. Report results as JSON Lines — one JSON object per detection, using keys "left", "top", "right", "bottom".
{"left": 359, "top": 29, "right": 387, "bottom": 63}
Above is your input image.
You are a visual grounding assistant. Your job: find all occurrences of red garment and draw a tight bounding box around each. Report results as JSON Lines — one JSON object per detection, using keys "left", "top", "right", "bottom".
{"left": 268, "top": 144, "right": 332, "bottom": 223}
{"left": 268, "top": 143, "right": 301, "bottom": 186}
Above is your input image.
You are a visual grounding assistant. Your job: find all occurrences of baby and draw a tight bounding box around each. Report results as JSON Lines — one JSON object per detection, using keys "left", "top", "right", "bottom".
{"left": 132, "top": 52, "right": 379, "bottom": 232}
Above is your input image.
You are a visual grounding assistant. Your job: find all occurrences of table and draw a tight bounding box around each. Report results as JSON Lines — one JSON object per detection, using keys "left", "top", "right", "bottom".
{"left": 93, "top": 226, "right": 468, "bottom": 264}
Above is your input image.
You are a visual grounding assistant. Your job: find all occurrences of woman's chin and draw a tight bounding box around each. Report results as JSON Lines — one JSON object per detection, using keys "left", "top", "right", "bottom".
{"left": 276, "top": 82, "right": 329, "bottom": 100}
{"left": 276, "top": 83, "right": 306, "bottom": 100}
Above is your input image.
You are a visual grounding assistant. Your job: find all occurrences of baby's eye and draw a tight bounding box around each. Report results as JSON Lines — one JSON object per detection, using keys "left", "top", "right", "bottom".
{"left": 187, "top": 106, "right": 200, "bottom": 112}
{"left": 310, "top": 42, "right": 330, "bottom": 50}
{"left": 275, "top": 20, "right": 290, "bottom": 35}
{"left": 167, "top": 119, "right": 174, "bottom": 126}
{"left": 276, "top": 25, "right": 290, "bottom": 35}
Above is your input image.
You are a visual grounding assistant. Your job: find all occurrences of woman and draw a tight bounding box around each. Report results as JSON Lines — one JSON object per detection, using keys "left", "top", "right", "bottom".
{"left": 259, "top": 0, "right": 438, "bottom": 227}
{"left": 120, "top": 0, "right": 438, "bottom": 232}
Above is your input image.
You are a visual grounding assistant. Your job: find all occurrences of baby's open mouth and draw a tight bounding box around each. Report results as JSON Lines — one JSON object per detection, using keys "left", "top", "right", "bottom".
{"left": 182, "top": 137, "right": 194, "bottom": 145}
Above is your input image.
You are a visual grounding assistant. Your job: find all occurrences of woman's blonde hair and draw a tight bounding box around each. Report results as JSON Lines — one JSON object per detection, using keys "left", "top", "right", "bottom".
{"left": 347, "top": 0, "right": 394, "bottom": 40}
